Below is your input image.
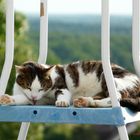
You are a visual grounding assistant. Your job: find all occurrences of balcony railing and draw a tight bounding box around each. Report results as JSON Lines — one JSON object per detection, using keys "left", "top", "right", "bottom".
{"left": 0, "top": 0, "right": 140, "bottom": 140}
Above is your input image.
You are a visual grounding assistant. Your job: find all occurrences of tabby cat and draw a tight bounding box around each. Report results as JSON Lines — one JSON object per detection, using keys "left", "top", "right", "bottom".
{"left": 0, "top": 61, "right": 140, "bottom": 111}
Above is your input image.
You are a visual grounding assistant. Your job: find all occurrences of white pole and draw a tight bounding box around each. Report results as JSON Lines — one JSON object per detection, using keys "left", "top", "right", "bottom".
{"left": 0, "top": 0, "right": 14, "bottom": 95}
{"left": 132, "top": 0, "right": 140, "bottom": 77}
{"left": 17, "top": 123, "right": 30, "bottom": 140}
{"left": 117, "top": 126, "right": 129, "bottom": 140}
{"left": 38, "top": 0, "right": 48, "bottom": 64}
{"left": 101, "top": 1, "right": 129, "bottom": 140}
{"left": 18, "top": 0, "right": 48, "bottom": 140}
{"left": 101, "top": 0, "right": 119, "bottom": 107}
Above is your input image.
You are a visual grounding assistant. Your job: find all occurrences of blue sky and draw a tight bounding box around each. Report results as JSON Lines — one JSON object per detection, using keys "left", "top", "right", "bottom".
{"left": 14, "top": 0, "right": 132, "bottom": 15}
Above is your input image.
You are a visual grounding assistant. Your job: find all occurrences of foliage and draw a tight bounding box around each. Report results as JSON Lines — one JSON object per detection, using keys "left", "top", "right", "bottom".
{"left": 129, "top": 124, "right": 140, "bottom": 140}
{"left": 43, "top": 124, "right": 98, "bottom": 140}
{"left": 0, "top": 0, "right": 5, "bottom": 47}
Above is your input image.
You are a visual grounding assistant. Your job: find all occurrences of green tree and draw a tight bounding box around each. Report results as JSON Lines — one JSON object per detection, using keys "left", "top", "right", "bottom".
{"left": 43, "top": 124, "right": 98, "bottom": 140}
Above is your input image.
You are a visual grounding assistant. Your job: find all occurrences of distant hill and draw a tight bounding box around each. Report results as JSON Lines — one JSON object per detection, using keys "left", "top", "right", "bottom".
{"left": 27, "top": 14, "right": 131, "bottom": 35}
{"left": 26, "top": 15, "right": 134, "bottom": 72}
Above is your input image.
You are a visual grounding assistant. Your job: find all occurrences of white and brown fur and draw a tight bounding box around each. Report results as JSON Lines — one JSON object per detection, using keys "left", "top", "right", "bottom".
{"left": 0, "top": 61, "right": 140, "bottom": 111}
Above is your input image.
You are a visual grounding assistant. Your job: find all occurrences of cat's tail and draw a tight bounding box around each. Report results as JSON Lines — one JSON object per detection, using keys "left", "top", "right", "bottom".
{"left": 120, "top": 98, "right": 140, "bottom": 111}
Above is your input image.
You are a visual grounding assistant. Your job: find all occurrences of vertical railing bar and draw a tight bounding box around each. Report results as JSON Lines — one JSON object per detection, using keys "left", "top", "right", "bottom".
{"left": 101, "top": 1, "right": 129, "bottom": 140}
{"left": 17, "top": 123, "right": 30, "bottom": 140}
{"left": 132, "top": 0, "right": 140, "bottom": 77}
{"left": 38, "top": 0, "right": 48, "bottom": 64}
{"left": 17, "top": 0, "right": 48, "bottom": 140}
{"left": 101, "top": 0, "right": 120, "bottom": 107}
{"left": 0, "top": 0, "right": 14, "bottom": 95}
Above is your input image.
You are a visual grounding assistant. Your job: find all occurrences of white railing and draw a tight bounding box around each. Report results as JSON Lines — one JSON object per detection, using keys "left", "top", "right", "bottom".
{"left": 101, "top": 1, "right": 129, "bottom": 140}
{"left": 101, "top": 0, "right": 120, "bottom": 107}
{"left": 0, "top": 0, "right": 14, "bottom": 95}
{"left": 0, "top": 0, "right": 140, "bottom": 140}
{"left": 18, "top": 1, "right": 48, "bottom": 140}
{"left": 132, "top": 0, "right": 140, "bottom": 77}
{"left": 38, "top": 0, "right": 48, "bottom": 64}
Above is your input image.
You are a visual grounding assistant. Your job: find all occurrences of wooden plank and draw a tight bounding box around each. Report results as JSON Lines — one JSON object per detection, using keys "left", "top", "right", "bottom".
{"left": 0, "top": 106, "right": 124, "bottom": 125}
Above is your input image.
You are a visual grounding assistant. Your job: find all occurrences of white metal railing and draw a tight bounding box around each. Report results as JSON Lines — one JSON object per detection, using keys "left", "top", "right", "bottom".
{"left": 101, "top": 0, "right": 120, "bottom": 107}
{"left": 17, "top": 1, "right": 48, "bottom": 140}
{"left": 132, "top": 0, "right": 140, "bottom": 77}
{"left": 17, "top": 123, "right": 30, "bottom": 140}
{"left": 0, "top": 0, "right": 14, "bottom": 95}
{"left": 38, "top": 0, "right": 48, "bottom": 64}
{"left": 0, "top": 0, "right": 140, "bottom": 140}
{"left": 101, "top": 1, "right": 129, "bottom": 140}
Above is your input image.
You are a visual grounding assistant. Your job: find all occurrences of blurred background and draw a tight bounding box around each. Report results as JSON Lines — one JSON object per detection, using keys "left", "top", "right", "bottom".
{"left": 0, "top": 0, "right": 140, "bottom": 139}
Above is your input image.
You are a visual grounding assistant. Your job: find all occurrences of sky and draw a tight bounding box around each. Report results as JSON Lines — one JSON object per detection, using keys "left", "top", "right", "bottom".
{"left": 14, "top": 0, "right": 132, "bottom": 15}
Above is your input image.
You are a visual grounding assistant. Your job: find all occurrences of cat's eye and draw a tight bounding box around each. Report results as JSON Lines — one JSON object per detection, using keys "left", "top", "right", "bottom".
{"left": 27, "top": 87, "right": 31, "bottom": 91}
{"left": 26, "top": 83, "right": 31, "bottom": 90}
{"left": 38, "top": 89, "right": 43, "bottom": 92}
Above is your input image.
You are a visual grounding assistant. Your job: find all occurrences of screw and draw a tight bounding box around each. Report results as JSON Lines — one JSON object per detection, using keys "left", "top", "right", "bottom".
{"left": 33, "top": 110, "right": 37, "bottom": 115}
{"left": 73, "top": 111, "right": 77, "bottom": 116}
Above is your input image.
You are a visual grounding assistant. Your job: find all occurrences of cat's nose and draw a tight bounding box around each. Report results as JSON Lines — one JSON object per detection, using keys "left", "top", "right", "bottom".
{"left": 31, "top": 95, "right": 37, "bottom": 100}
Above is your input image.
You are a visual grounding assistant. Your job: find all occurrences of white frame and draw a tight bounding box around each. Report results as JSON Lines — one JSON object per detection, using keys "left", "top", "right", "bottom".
{"left": 132, "top": 0, "right": 140, "bottom": 77}
{"left": 101, "top": 1, "right": 129, "bottom": 140}
{"left": 0, "top": 0, "right": 140, "bottom": 140}
{"left": 0, "top": 0, "right": 14, "bottom": 95}
{"left": 17, "top": 0, "right": 48, "bottom": 140}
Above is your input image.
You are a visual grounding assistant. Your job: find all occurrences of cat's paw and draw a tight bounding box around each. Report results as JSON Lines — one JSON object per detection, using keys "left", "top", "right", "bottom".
{"left": 55, "top": 100, "right": 70, "bottom": 107}
{"left": 73, "top": 97, "right": 93, "bottom": 108}
{"left": 0, "top": 94, "right": 15, "bottom": 105}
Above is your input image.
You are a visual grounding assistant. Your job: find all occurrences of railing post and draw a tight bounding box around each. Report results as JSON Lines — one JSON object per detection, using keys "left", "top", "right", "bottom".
{"left": 17, "top": 123, "right": 30, "bottom": 140}
{"left": 18, "top": 0, "right": 48, "bottom": 140}
{"left": 38, "top": 0, "right": 48, "bottom": 64}
{"left": 132, "top": 0, "right": 140, "bottom": 77}
{"left": 101, "top": 0, "right": 119, "bottom": 107}
{"left": 0, "top": 0, "right": 14, "bottom": 95}
{"left": 101, "top": 0, "right": 129, "bottom": 140}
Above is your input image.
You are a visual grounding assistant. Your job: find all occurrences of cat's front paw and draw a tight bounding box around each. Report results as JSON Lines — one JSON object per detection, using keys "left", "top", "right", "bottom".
{"left": 55, "top": 100, "right": 70, "bottom": 107}
{"left": 73, "top": 97, "right": 93, "bottom": 108}
{"left": 0, "top": 94, "right": 15, "bottom": 105}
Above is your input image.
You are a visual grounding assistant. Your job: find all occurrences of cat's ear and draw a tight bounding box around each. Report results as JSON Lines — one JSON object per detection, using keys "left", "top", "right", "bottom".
{"left": 15, "top": 65, "right": 23, "bottom": 73}
{"left": 44, "top": 65, "right": 54, "bottom": 73}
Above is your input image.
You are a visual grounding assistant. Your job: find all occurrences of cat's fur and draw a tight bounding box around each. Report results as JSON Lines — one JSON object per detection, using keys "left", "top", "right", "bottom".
{"left": 0, "top": 61, "right": 140, "bottom": 111}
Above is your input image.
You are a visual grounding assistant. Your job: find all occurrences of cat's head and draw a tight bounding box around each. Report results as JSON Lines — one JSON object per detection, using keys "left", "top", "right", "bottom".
{"left": 15, "top": 61, "right": 53, "bottom": 102}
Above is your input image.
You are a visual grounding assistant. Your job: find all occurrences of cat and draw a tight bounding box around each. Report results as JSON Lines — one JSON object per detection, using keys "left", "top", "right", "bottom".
{"left": 0, "top": 61, "right": 140, "bottom": 111}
